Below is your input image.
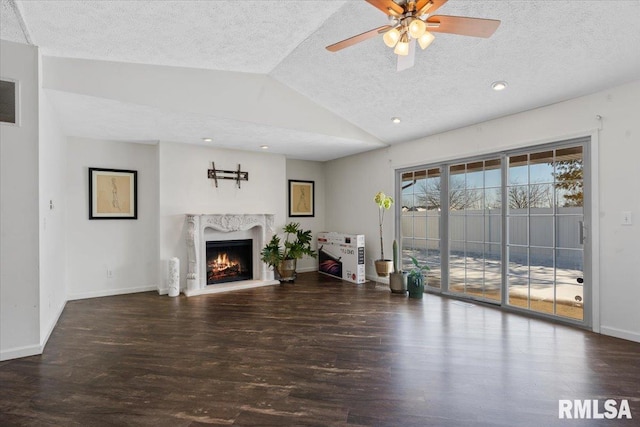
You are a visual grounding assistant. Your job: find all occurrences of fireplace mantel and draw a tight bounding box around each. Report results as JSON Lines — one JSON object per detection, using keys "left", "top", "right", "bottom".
{"left": 185, "top": 213, "right": 279, "bottom": 296}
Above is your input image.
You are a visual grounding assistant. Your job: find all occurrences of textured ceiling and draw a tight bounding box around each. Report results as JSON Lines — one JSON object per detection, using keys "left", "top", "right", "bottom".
{"left": 16, "top": 0, "right": 348, "bottom": 74}
{"left": 2, "top": 0, "right": 640, "bottom": 160}
{"left": 1, "top": 0, "right": 28, "bottom": 43}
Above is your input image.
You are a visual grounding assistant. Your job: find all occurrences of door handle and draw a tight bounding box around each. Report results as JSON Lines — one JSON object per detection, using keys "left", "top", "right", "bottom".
{"left": 579, "top": 220, "right": 585, "bottom": 244}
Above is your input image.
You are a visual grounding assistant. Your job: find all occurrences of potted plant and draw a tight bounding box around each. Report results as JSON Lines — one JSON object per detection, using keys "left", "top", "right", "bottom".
{"left": 389, "top": 240, "right": 408, "bottom": 294}
{"left": 260, "top": 222, "right": 317, "bottom": 282}
{"left": 407, "top": 256, "right": 430, "bottom": 299}
{"left": 374, "top": 191, "right": 394, "bottom": 277}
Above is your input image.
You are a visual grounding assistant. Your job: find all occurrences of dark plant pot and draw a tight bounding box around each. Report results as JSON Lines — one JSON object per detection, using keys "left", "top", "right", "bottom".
{"left": 375, "top": 259, "right": 393, "bottom": 277}
{"left": 277, "top": 259, "right": 297, "bottom": 282}
{"left": 389, "top": 271, "right": 408, "bottom": 294}
{"left": 407, "top": 275, "right": 425, "bottom": 299}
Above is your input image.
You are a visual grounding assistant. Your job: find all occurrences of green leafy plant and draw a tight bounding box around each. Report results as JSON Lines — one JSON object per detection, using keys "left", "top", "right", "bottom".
{"left": 374, "top": 191, "right": 394, "bottom": 260}
{"left": 260, "top": 222, "right": 317, "bottom": 268}
{"left": 407, "top": 256, "right": 430, "bottom": 281}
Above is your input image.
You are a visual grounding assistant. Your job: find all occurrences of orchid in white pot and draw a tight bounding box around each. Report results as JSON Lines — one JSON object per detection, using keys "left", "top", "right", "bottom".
{"left": 374, "top": 191, "right": 394, "bottom": 277}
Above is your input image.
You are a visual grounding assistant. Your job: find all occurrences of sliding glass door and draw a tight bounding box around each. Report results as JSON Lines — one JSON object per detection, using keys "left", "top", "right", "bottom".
{"left": 400, "top": 168, "right": 442, "bottom": 289}
{"left": 448, "top": 159, "right": 502, "bottom": 302}
{"left": 396, "top": 137, "right": 589, "bottom": 325}
{"left": 506, "top": 146, "right": 585, "bottom": 321}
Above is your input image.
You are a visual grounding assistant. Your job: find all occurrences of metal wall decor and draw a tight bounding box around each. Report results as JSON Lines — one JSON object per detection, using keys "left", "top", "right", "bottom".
{"left": 207, "top": 162, "right": 248, "bottom": 188}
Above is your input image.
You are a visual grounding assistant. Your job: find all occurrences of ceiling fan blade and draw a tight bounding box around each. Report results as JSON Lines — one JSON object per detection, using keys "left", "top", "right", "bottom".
{"left": 426, "top": 15, "right": 501, "bottom": 38}
{"left": 415, "top": 0, "right": 448, "bottom": 16}
{"left": 366, "top": 0, "right": 404, "bottom": 16}
{"left": 397, "top": 39, "right": 416, "bottom": 72}
{"left": 326, "top": 25, "right": 391, "bottom": 52}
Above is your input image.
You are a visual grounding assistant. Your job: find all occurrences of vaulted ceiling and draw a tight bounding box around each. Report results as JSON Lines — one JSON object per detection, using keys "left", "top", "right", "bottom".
{"left": 2, "top": 0, "right": 640, "bottom": 161}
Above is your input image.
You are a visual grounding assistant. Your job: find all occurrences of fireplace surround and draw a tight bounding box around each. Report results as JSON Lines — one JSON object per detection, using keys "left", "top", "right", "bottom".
{"left": 185, "top": 213, "right": 278, "bottom": 296}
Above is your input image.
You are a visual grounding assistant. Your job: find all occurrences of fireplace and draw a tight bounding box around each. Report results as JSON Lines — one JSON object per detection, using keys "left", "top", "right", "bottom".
{"left": 184, "top": 213, "right": 279, "bottom": 296}
{"left": 206, "top": 239, "right": 253, "bottom": 285}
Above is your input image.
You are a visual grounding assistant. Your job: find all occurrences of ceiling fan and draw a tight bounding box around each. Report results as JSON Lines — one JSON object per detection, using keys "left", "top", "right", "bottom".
{"left": 326, "top": 0, "right": 501, "bottom": 71}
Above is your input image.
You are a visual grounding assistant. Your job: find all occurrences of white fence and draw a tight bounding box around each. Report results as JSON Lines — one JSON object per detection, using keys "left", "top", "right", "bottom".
{"left": 401, "top": 208, "right": 583, "bottom": 268}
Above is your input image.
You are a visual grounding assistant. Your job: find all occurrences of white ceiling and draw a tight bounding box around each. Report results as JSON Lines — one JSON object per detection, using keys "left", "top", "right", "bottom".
{"left": 2, "top": 0, "right": 640, "bottom": 161}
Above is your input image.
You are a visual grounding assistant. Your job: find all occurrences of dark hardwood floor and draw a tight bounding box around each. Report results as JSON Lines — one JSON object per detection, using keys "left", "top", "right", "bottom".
{"left": 1, "top": 272, "right": 639, "bottom": 426}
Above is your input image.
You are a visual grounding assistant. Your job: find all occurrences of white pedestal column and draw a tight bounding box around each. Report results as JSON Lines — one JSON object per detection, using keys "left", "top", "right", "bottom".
{"left": 168, "top": 257, "right": 180, "bottom": 297}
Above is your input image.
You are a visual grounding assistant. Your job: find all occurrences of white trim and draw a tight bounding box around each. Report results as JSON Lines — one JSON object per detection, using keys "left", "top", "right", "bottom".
{"left": 366, "top": 273, "right": 389, "bottom": 285}
{"left": 67, "top": 285, "right": 158, "bottom": 301}
{"left": 40, "top": 300, "right": 66, "bottom": 348}
{"left": 589, "top": 130, "right": 600, "bottom": 333}
{"left": 0, "top": 343, "right": 42, "bottom": 361}
{"left": 600, "top": 326, "right": 640, "bottom": 344}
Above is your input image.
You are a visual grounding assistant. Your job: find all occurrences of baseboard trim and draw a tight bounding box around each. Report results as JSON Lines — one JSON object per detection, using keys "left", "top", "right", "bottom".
{"left": 40, "top": 299, "right": 67, "bottom": 349}
{"left": 366, "top": 273, "right": 388, "bottom": 285}
{"left": 600, "top": 326, "right": 640, "bottom": 343}
{"left": 0, "top": 343, "right": 42, "bottom": 361}
{"left": 67, "top": 285, "right": 159, "bottom": 301}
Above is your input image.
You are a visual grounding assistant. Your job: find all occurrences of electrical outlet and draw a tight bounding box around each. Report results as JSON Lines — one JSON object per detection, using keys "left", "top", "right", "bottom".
{"left": 106, "top": 269, "right": 113, "bottom": 278}
{"left": 622, "top": 211, "right": 633, "bottom": 225}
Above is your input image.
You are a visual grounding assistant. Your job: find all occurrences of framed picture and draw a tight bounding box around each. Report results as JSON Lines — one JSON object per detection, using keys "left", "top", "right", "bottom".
{"left": 89, "top": 168, "right": 138, "bottom": 219}
{"left": 288, "top": 180, "right": 315, "bottom": 217}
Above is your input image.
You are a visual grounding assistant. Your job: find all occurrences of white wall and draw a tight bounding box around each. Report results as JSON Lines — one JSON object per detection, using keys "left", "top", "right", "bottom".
{"left": 286, "top": 159, "right": 325, "bottom": 272}
{"left": 65, "top": 137, "right": 159, "bottom": 299}
{"left": 326, "top": 80, "right": 640, "bottom": 343}
{"left": 38, "top": 84, "right": 67, "bottom": 346}
{"left": 0, "top": 40, "right": 41, "bottom": 360}
{"left": 158, "top": 141, "right": 287, "bottom": 292}
{"left": 325, "top": 148, "right": 393, "bottom": 284}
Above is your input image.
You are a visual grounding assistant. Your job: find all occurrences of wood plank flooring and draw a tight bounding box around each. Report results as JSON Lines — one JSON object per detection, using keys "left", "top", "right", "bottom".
{"left": 1, "top": 272, "right": 639, "bottom": 426}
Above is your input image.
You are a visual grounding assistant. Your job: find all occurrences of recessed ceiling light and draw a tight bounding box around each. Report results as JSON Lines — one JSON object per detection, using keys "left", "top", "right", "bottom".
{"left": 260, "top": 145, "right": 269, "bottom": 150}
{"left": 491, "top": 81, "right": 508, "bottom": 91}
{"left": 202, "top": 137, "right": 213, "bottom": 142}
{"left": 391, "top": 117, "right": 401, "bottom": 124}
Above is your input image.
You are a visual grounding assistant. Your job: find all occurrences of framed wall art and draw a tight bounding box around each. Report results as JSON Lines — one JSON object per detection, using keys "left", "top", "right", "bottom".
{"left": 288, "top": 179, "right": 314, "bottom": 217}
{"left": 89, "top": 167, "right": 138, "bottom": 219}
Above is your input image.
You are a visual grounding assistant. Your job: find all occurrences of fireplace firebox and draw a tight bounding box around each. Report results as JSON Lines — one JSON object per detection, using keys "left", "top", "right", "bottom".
{"left": 206, "top": 239, "right": 253, "bottom": 285}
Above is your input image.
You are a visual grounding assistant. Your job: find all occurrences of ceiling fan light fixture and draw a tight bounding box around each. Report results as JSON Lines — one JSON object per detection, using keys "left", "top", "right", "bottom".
{"left": 408, "top": 18, "right": 427, "bottom": 39}
{"left": 418, "top": 31, "right": 435, "bottom": 50}
{"left": 394, "top": 33, "right": 410, "bottom": 56}
{"left": 324, "top": 1, "right": 501, "bottom": 71}
{"left": 383, "top": 27, "right": 400, "bottom": 48}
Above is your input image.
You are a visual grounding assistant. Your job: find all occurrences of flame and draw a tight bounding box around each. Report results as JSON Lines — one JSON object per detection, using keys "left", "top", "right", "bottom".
{"left": 208, "top": 252, "right": 240, "bottom": 273}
